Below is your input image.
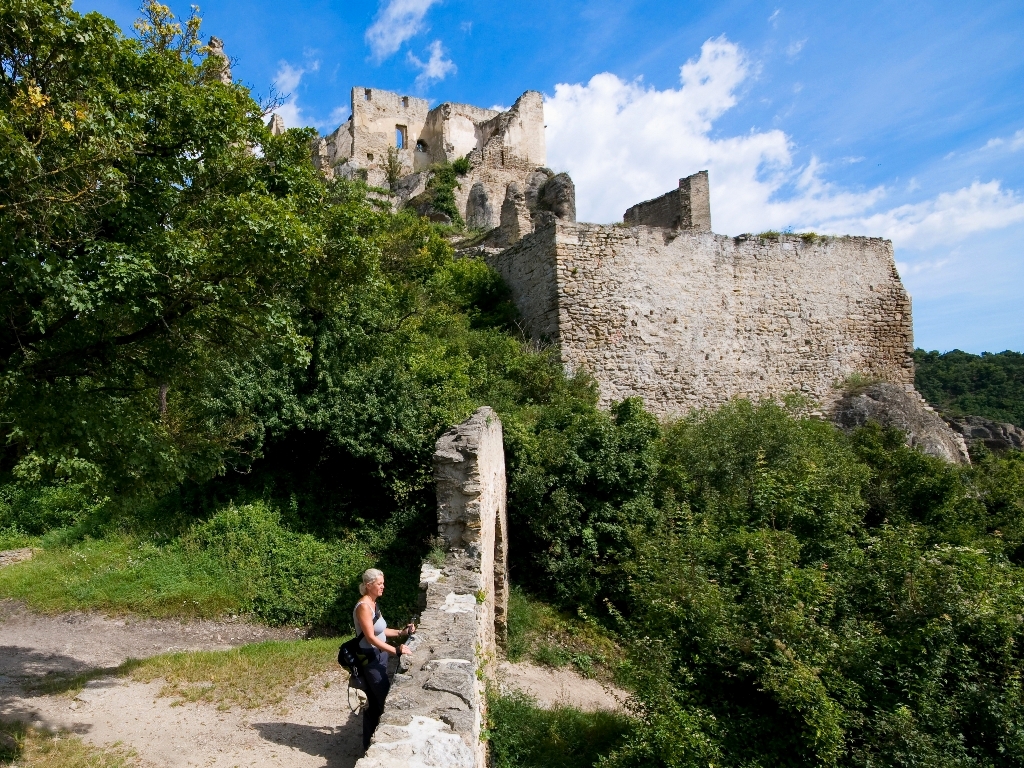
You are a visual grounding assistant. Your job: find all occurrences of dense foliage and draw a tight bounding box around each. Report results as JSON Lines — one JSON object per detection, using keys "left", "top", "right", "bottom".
{"left": 3, "top": 4, "right": 1024, "bottom": 767}
{"left": 0, "top": 0, "right": 598, "bottom": 623}
{"left": 521, "top": 402, "right": 1024, "bottom": 768}
{"left": 915, "top": 349, "right": 1024, "bottom": 427}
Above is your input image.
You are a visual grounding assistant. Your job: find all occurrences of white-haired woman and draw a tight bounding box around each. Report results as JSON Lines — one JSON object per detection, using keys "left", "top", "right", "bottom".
{"left": 354, "top": 568, "right": 415, "bottom": 751}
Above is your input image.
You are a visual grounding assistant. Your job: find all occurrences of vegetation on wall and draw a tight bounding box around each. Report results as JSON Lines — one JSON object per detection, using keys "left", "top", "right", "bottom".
{"left": 915, "top": 349, "right": 1024, "bottom": 427}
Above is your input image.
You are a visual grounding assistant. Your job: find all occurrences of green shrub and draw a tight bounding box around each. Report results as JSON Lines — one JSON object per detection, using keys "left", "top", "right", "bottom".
{"left": 0, "top": 482, "right": 104, "bottom": 536}
{"left": 600, "top": 403, "right": 1024, "bottom": 767}
{"left": 487, "top": 689, "right": 630, "bottom": 768}
{"left": 184, "top": 502, "right": 372, "bottom": 626}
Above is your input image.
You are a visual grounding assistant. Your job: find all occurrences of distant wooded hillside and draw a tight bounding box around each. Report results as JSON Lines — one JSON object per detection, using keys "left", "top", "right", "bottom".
{"left": 915, "top": 349, "right": 1024, "bottom": 427}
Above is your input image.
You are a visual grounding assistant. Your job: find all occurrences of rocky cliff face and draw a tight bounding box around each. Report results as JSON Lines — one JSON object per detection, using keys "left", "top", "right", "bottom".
{"left": 945, "top": 415, "right": 1024, "bottom": 454}
{"left": 831, "top": 383, "right": 970, "bottom": 463}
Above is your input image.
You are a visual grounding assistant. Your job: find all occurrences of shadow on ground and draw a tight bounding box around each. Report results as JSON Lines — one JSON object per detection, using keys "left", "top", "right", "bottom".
{"left": 252, "top": 718, "right": 363, "bottom": 768}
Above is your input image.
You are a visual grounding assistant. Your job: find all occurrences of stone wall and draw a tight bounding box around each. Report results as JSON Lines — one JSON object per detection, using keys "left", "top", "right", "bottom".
{"left": 355, "top": 407, "right": 508, "bottom": 768}
{"left": 486, "top": 222, "right": 916, "bottom": 415}
{"left": 623, "top": 171, "right": 711, "bottom": 231}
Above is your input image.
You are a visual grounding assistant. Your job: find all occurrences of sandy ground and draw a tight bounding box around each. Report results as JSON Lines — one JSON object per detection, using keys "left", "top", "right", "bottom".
{"left": 496, "top": 661, "right": 628, "bottom": 712}
{"left": 0, "top": 600, "right": 361, "bottom": 767}
{"left": 0, "top": 599, "right": 624, "bottom": 767}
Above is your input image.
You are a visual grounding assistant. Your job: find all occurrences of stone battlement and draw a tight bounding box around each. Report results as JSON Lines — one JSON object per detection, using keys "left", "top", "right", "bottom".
{"left": 487, "top": 218, "right": 915, "bottom": 415}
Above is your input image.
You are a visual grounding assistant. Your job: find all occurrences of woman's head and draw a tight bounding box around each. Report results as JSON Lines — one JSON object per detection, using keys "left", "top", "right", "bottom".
{"left": 359, "top": 568, "right": 384, "bottom": 596}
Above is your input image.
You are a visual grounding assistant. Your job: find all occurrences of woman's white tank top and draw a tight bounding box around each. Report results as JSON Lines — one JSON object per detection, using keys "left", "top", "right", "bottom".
{"left": 354, "top": 601, "right": 387, "bottom": 650}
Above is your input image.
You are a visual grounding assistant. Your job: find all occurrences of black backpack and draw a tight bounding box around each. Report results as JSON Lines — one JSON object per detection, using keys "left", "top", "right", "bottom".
{"left": 338, "top": 606, "right": 379, "bottom": 688}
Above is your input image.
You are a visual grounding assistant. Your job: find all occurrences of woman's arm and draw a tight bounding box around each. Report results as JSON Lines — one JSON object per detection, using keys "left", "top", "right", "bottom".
{"left": 356, "top": 603, "right": 414, "bottom": 656}
{"left": 384, "top": 622, "right": 416, "bottom": 640}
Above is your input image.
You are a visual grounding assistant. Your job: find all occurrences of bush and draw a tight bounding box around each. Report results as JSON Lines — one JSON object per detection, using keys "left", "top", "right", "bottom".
{"left": 0, "top": 482, "right": 104, "bottom": 536}
{"left": 600, "top": 402, "right": 1024, "bottom": 767}
{"left": 185, "top": 502, "right": 372, "bottom": 626}
{"left": 487, "top": 689, "right": 630, "bottom": 768}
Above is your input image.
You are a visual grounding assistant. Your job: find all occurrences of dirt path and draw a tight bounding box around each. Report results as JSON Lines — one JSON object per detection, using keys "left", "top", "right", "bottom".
{"left": 0, "top": 600, "right": 361, "bottom": 767}
{"left": 0, "top": 599, "right": 625, "bottom": 767}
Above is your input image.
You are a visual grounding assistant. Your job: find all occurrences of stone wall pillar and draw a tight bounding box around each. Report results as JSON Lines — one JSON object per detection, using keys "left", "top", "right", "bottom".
{"left": 354, "top": 407, "right": 508, "bottom": 768}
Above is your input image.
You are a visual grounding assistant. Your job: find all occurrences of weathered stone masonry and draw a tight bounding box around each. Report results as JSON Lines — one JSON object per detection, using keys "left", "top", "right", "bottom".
{"left": 488, "top": 219, "right": 915, "bottom": 415}
{"left": 355, "top": 407, "right": 508, "bottom": 768}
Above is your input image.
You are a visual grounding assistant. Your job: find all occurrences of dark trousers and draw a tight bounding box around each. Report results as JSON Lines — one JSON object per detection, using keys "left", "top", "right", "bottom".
{"left": 362, "top": 651, "right": 391, "bottom": 750}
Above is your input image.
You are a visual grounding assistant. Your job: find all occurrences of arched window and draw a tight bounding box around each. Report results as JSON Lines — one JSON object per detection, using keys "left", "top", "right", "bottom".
{"left": 416, "top": 139, "right": 428, "bottom": 153}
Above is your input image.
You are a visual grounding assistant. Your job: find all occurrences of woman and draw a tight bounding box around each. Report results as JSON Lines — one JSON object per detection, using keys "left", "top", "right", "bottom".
{"left": 354, "top": 568, "right": 415, "bottom": 751}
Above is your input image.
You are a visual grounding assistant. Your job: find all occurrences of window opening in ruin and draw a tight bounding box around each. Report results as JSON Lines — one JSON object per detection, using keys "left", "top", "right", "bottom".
{"left": 363, "top": 89, "right": 371, "bottom": 101}
{"left": 367, "top": 152, "right": 374, "bottom": 161}
{"left": 402, "top": 96, "right": 409, "bottom": 108}
{"left": 416, "top": 139, "right": 428, "bottom": 153}
{"left": 395, "top": 125, "right": 407, "bottom": 149}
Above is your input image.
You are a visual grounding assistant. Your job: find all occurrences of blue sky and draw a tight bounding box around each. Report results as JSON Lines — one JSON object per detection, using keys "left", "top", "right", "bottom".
{"left": 79, "top": 0, "right": 1024, "bottom": 354}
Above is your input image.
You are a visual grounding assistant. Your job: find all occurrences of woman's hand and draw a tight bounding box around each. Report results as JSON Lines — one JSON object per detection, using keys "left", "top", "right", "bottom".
{"left": 404, "top": 622, "right": 416, "bottom": 636}
{"left": 398, "top": 644, "right": 413, "bottom": 656}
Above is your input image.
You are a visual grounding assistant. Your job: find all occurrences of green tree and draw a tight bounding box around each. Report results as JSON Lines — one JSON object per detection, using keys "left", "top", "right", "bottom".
{"left": 0, "top": 0, "right": 373, "bottom": 496}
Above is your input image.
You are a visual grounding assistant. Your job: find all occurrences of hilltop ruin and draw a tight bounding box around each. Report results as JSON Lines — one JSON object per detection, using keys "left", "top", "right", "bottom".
{"left": 285, "top": 87, "right": 967, "bottom": 463}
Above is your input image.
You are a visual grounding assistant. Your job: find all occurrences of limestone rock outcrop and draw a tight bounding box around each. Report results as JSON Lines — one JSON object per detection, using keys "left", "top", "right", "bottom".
{"left": 538, "top": 172, "right": 576, "bottom": 222}
{"left": 831, "top": 383, "right": 970, "bottom": 463}
{"left": 946, "top": 415, "right": 1024, "bottom": 453}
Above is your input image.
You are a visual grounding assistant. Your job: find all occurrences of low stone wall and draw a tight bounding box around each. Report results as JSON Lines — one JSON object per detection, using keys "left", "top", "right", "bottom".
{"left": 355, "top": 407, "right": 508, "bottom": 768}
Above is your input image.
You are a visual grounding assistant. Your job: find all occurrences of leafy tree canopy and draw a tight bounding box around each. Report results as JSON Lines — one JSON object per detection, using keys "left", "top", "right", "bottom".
{"left": 915, "top": 349, "right": 1024, "bottom": 427}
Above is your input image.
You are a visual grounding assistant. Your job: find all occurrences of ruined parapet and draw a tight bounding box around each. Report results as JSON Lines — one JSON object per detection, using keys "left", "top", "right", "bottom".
{"left": 498, "top": 183, "right": 533, "bottom": 246}
{"left": 623, "top": 170, "right": 711, "bottom": 231}
{"left": 487, "top": 220, "right": 918, "bottom": 417}
{"left": 267, "top": 113, "right": 285, "bottom": 136}
{"left": 355, "top": 407, "right": 507, "bottom": 768}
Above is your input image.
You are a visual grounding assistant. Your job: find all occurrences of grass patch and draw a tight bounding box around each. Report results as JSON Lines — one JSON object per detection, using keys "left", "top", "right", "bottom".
{"left": 837, "top": 371, "right": 887, "bottom": 394}
{"left": 0, "top": 502, "right": 374, "bottom": 627}
{"left": 0, "top": 535, "right": 242, "bottom": 619}
{"left": 128, "top": 637, "right": 345, "bottom": 709}
{"left": 26, "top": 638, "right": 347, "bottom": 710}
{"left": 506, "top": 587, "right": 623, "bottom": 682}
{"left": 0, "top": 721, "right": 139, "bottom": 767}
{"left": 487, "top": 688, "right": 630, "bottom": 768}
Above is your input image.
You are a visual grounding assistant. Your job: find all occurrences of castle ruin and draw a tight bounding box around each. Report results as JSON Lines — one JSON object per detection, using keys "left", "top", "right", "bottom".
{"left": 310, "top": 87, "right": 545, "bottom": 228}
{"left": 295, "top": 87, "right": 965, "bottom": 460}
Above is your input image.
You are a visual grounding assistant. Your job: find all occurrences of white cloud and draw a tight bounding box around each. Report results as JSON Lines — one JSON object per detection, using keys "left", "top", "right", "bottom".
{"left": 895, "top": 258, "right": 951, "bottom": 277}
{"left": 545, "top": 35, "right": 1024, "bottom": 256}
{"left": 786, "top": 39, "right": 807, "bottom": 57}
{"left": 270, "top": 60, "right": 342, "bottom": 131}
{"left": 271, "top": 61, "right": 309, "bottom": 129}
{"left": 815, "top": 181, "right": 1024, "bottom": 250}
{"left": 545, "top": 36, "right": 882, "bottom": 231}
{"left": 274, "top": 61, "right": 305, "bottom": 94}
{"left": 769, "top": 9, "right": 780, "bottom": 27}
{"left": 984, "top": 128, "right": 1024, "bottom": 152}
{"left": 408, "top": 40, "right": 456, "bottom": 88}
{"left": 365, "top": 0, "right": 441, "bottom": 62}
